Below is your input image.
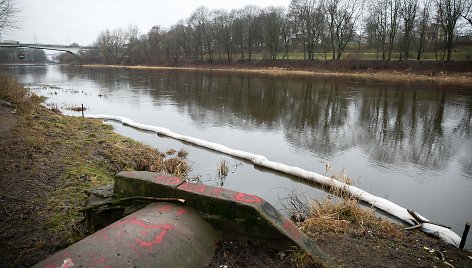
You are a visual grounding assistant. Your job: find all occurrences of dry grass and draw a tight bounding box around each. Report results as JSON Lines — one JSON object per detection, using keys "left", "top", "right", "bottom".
{"left": 0, "top": 73, "right": 44, "bottom": 109}
{"left": 215, "top": 159, "right": 229, "bottom": 186}
{"left": 301, "top": 197, "right": 403, "bottom": 241}
{"left": 217, "top": 159, "right": 229, "bottom": 178}
{"left": 67, "top": 106, "right": 86, "bottom": 112}
{"left": 324, "top": 166, "right": 354, "bottom": 199}
{"left": 84, "top": 64, "right": 472, "bottom": 86}
{"left": 280, "top": 167, "right": 404, "bottom": 244}
{"left": 166, "top": 149, "right": 177, "bottom": 155}
{"left": 177, "top": 148, "right": 189, "bottom": 159}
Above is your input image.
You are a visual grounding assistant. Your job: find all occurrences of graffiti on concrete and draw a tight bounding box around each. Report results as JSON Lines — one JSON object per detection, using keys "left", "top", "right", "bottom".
{"left": 114, "top": 216, "right": 174, "bottom": 249}
{"left": 155, "top": 175, "right": 183, "bottom": 186}
{"left": 111, "top": 172, "right": 332, "bottom": 264}
{"left": 41, "top": 203, "right": 191, "bottom": 267}
{"left": 177, "top": 181, "right": 264, "bottom": 205}
{"left": 282, "top": 220, "right": 303, "bottom": 240}
{"left": 179, "top": 182, "right": 207, "bottom": 193}
{"left": 234, "top": 192, "right": 263, "bottom": 204}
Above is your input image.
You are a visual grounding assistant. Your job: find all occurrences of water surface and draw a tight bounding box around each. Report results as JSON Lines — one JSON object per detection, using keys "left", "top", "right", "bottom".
{"left": 4, "top": 65, "right": 471, "bottom": 248}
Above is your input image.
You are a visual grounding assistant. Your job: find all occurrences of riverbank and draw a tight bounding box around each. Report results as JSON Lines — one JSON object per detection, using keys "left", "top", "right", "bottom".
{"left": 85, "top": 59, "right": 472, "bottom": 86}
{"left": 0, "top": 74, "right": 190, "bottom": 267}
{"left": 1, "top": 75, "right": 471, "bottom": 267}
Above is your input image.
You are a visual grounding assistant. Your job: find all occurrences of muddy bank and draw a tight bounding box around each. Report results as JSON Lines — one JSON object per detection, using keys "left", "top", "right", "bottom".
{"left": 85, "top": 59, "right": 472, "bottom": 86}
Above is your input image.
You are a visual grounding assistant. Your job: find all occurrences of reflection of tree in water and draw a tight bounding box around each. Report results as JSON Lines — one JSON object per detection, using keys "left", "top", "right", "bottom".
{"left": 453, "top": 97, "right": 472, "bottom": 176}
{"left": 358, "top": 87, "right": 456, "bottom": 169}
{"left": 58, "top": 67, "right": 472, "bottom": 172}
{"left": 7, "top": 65, "right": 48, "bottom": 84}
{"left": 282, "top": 79, "right": 352, "bottom": 157}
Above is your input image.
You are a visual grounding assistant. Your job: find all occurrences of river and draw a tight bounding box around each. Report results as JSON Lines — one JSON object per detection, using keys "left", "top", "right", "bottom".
{"left": 3, "top": 64, "right": 472, "bottom": 248}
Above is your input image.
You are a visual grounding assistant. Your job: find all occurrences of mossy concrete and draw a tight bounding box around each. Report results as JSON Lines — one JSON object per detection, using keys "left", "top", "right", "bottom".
{"left": 34, "top": 202, "right": 217, "bottom": 268}
{"left": 115, "top": 171, "right": 333, "bottom": 265}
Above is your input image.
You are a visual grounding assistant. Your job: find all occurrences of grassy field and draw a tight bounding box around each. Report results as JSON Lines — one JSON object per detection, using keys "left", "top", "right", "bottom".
{"left": 225, "top": 43, "right": 472, "bottom": 61}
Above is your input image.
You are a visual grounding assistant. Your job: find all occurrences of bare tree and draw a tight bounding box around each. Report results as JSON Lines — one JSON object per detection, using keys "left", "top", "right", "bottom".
{"left": 367, "top": 0, "right": 400, "bottom": 60}
{"left": 188, "top": 7, "right": 212, "bottom": 61}
{"left": 436, "top": 0, "right": 466, "bottom": 61}
{"left": 0, "top": 0, "right": 19, "bottom": 31}
{"left": 386, "top": 0, "right": 401, "bottom": 60}
{"left": 325, "top": 0, "right": 364, "bottom": 60}
{"left": 96, "top": 28, "right": 127, "bottom": 64}
{"left": 88, "top": 1, "right": 472, "bottom": 65}
{"left": 161, "top": 27, "right": 183, "bottom": 62}
{"left": 462, "top": 0, "right": 472, "bottom": 26}
{"left": 212, "top": 10, "right": 234, "bottom": 61}
{"left": 147, "top": 26, "right": 164, "bottom": 64}
{"left": 280, "top": 13, "right": 294, "bottom": 59}
{"left": 241, "top": 5, "right": 262, "bottom": 60}
{"left": 123, "top": 25, "right": 140, "bottom": 64}
{"left": 400, "top": 0, "right": 418, "bottom": 60}
{"left": 416, "top": 0, "right": 431, "bottom": 60}
{"left": 289, "top": 0, "right": 323, "bottom": 60}
{"left": 263, "top": 7, "right": 285, "bottom": 60}
{"left": 231, "top": 9, "right": 247, "bottom": 60}
{"left": 366, "top": 2, "right": 388, "bottom": 59}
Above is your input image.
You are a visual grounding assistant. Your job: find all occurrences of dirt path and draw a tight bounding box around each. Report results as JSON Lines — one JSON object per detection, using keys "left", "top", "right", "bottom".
{"left": 0, "top": 104, "right": 16, "bottom": 134}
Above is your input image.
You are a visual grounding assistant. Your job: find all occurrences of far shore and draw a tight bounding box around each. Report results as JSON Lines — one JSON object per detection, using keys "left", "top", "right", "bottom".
{"left": 83, "top": 61, "right": 472, "bottom": 86}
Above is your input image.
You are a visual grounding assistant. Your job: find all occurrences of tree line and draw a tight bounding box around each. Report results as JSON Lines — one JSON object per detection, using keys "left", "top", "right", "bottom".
{"left": 75, "top": 0, "right": 472, "bottom": 64}
{"left": 0, "top": 48, "right": 47, "bottom": 63}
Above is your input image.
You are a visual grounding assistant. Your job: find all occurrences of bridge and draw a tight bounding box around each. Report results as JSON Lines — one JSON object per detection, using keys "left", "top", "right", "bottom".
{"left": 0, "top": 42, "right": 96, "bottom": 56}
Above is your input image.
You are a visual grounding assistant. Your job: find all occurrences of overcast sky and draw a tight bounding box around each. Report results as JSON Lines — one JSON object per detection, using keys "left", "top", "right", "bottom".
{"left": 2, "top": 0, "right": 290, "bottom": 46}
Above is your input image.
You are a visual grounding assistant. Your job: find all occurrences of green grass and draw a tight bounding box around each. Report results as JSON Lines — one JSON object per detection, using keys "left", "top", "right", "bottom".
{"left": 247, "top": 44, "right": 472, "bottom": 61}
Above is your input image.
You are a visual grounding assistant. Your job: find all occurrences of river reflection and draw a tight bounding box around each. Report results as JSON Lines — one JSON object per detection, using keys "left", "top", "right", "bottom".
{"left": 3, "top": 65, "right": 472, "bottom": 248}
{"left": 69, "top": 67, "right": 471, "bottom": 174}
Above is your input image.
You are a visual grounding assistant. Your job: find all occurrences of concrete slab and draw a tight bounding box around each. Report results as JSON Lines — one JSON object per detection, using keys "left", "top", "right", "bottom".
{"left": 114, "top": 171, "right": 333, "bottom": 265}
{"left": 33, "top": 202, "right": 218, "bottom": 268}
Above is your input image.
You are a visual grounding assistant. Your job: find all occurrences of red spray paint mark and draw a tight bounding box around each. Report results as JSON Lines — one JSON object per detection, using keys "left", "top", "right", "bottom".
{"left": 209, "top": 188, "right": 225, "bottom": 198}
{"left": 139, "top": 230, "right": 148, "bottom": 236}
{"left": 155, "top": 175, "right": 182, "bottom": 185}
{"left": 157, "top": 205, "right": 187, "bottom": 217}
{"left": 179, "top": 183, "right": 207, "bottom": 193}
{"left": 135, "top": 225, "right": 173, "bottom": 248}
{"left": 175, "top": 208, "right": 187, "bottom": 216}
{"left": 94, "top": 229, "right": 112, "bottom": 242}
{"left": 113, "top": 216, "right": 174, "bottom": 249}
{"left": 283, "top": 220, "right": 303, "bottom": 240}
{"left": 234, "top": 192, "right": 263, "bottom": 204}
{"left": 83, "top": 254, "right": 109, "bottom": 268}
{"left": 89, "top": 256, "right": 106, "bottom": 266}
